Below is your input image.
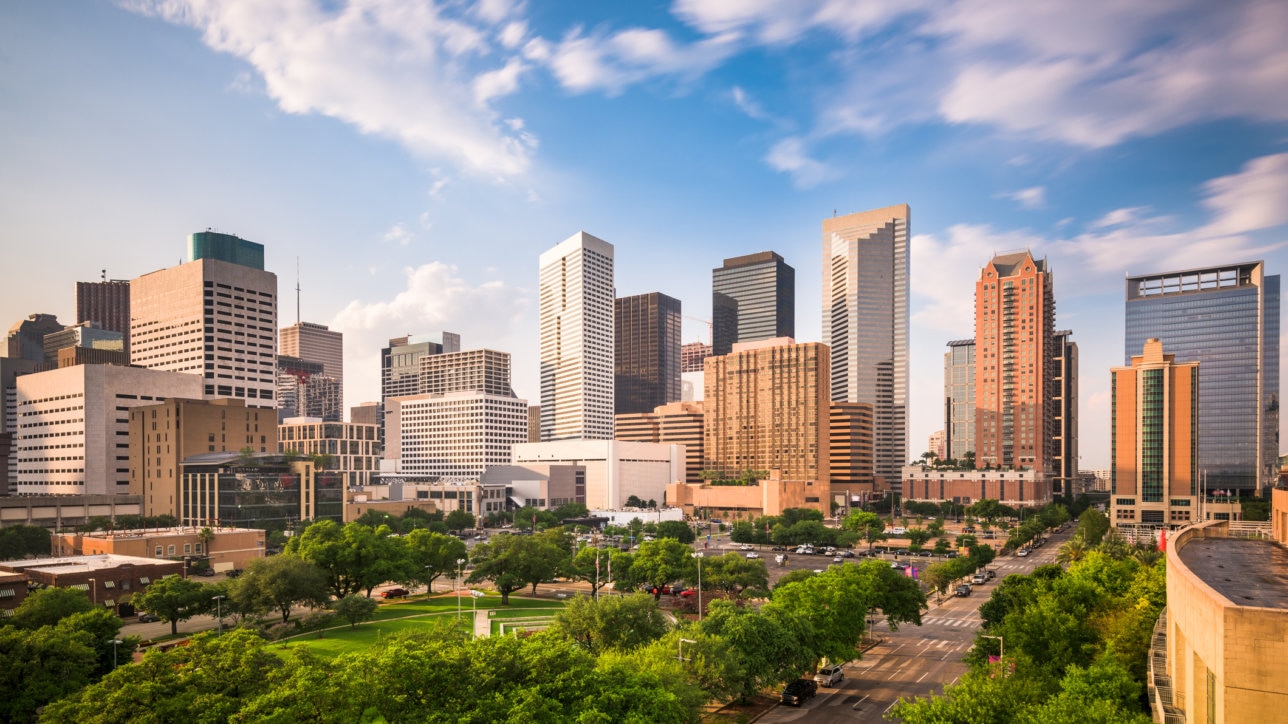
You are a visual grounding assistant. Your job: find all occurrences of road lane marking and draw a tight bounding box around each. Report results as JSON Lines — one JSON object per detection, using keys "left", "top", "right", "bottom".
{"left": 917, "top": 672, "right": 930, "bottom": 683}
{"left": 851, "top": 695, "right": 870, "bottom": 710}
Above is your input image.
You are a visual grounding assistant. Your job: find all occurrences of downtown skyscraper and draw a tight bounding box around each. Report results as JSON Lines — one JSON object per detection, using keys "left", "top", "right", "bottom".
{"left": 1125, "top": 261, "right": 1279, "bottom": 493}
{"left": 615, "top": 292, "right": 681, "bottom": 415}
{"left": 823, "top": 204, "right": 909, "bottom": 484}
{"left": 712, "top": 252, "right": 795, "bottom": 356}
{"left": 539, "top": 232, "right": 615, "bottom": 441}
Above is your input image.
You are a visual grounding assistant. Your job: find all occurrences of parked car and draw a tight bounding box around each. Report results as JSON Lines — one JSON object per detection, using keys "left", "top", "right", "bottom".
{"left": 771, "top": 546, "right": 786, "bottom": 552}
{"left": 814, "top": 664, "right": 845, "bottom": 687}
{"left": 985, "top": 568, "right": 997, "bottom": 579}
{"left": 745, "top": 552, "right": 760, "bottom": 559}
{"left": 832, "top": 556, "right": 843, "bottom": 563}
{"left": 225, "top": 569, "right": 242, "bottom": 579}
{"left": 840, "top": 550, "right": 855, "bottom": 558}
{"left": 194, "top": 567, "right": 216, "bottom": 577}
{"left": 1017, "top": 548, "right": 1030, "bottom": 557}
{"left": 971, "top": 573, "right": 987, "bottom": 585}
{"left": 381, "top": 587, "right": 410, "bottom": 599}
{"left": 137, "top": 612, "right": 160, "bottom": 623}
{"left": 679, "top": 588, "right": 698, "bottom": 598}
{"left": 780, "top": 678, "right": 819, "bottom": 706}
{"left": 955, "top": 584, "right": 972, "bottom": 597}
{"left": 891, "top": 527, "right": 907, "bottom": 535}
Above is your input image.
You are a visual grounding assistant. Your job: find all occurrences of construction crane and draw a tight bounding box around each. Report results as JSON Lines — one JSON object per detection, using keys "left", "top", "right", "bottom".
{"left": 683, "top": 315, "right": 712, "bottom": 345}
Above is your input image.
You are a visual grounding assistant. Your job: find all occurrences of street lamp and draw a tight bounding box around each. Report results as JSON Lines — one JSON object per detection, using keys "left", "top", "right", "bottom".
{"left": 456, "top": 558, "right": 466, "bottom": 620}
{"left": 88, "top": 578, "right": 96, "bottom": 606}
{"left": 470, "top": 589, "right": 484, "bottom": 624}
{"left": 109, "top": 638, "right": 122, "bottom": 669}
{"left": 981, "top": 634, "right": 1005, "bottom": 672}
{"left": 212, "top": 595, "right": 226, "bottom": 635}
{"left": 691, "top": 552, "right": 703, "bottom": 622}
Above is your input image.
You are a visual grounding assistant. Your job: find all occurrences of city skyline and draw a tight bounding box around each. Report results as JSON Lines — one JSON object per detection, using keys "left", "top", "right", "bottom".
{"left": 4, "top": 2, "right": 1288, "bottom": 469}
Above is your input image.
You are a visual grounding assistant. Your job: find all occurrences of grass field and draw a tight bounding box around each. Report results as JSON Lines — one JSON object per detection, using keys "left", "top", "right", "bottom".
{"left": 275, "top": 593, "right": 566, "bottom": 659}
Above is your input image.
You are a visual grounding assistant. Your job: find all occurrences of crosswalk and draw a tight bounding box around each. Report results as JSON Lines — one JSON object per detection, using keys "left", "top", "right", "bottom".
{"left": 920, "top": 617, "right": 978, "bottom": 628}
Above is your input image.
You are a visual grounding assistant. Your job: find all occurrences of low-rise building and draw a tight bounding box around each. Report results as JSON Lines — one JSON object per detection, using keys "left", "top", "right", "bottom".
{"left": 180, "top": 452, "right": 342, "bottom": 531}
{"left": 482, "top": 463, "right": 586, "bottom": 510}
{"left": 278, "top": 417, "right": 380, "bottom": 488}
{"left": 666, "top": 469, "right": 830, "bottom": 520}
{"left": 52, "top": 526, "right": 265, "bottom": 573}
{"left": 0, "top": 553, "right": 184, "bottom": 616}
{"left": 511, "top": 440, "right": 684, "bottom": 510}
{"left": 0, "top": 494, "right": 142, "bottom": 529}
{"left": 1156, "top": 519, "right": 1288, "bottom": 723}
{"left": 615, "top": 401, "right": 704, "bottom": 483}
{"left": 900, "top": 465, "right": 1052, "bottom": 508}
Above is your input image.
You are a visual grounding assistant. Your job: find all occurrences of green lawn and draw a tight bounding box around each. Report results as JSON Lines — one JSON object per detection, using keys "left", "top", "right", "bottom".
{"left": 276, "top": 593, "right": 566, "bottom": 660}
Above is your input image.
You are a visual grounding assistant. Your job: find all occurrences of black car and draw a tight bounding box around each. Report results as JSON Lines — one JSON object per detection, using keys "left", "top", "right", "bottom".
{"left": 955, "top": 584, "right": 972, "bottom": 597}
{"left": 780, "top": 679, "right": 818, "bottom": 707}
{"left": 137, "top": 612, "right": 160, "bottom": 623}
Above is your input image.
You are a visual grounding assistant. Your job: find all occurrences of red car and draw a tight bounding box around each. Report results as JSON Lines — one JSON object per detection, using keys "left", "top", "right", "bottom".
{"left": 381, "top": 587, "right": 409, "bottom": 599}
{"left": 679, "top": 588, "right": 698, "bottom": 598}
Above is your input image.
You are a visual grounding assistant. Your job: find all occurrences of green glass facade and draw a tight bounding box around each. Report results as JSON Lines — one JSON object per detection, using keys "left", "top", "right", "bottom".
{"left": 188, "top": 231, "right": 265, "bottom": 270}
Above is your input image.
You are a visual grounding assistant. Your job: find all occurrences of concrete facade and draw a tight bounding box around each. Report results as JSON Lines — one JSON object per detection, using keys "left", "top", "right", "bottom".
{"left": 900, "top": 465, "right": 1052, "bottom": 507}
{"left": 666, "top": 470, "right": 830, "bottom": 519}
{"left": 482, "top": 463, "right": 586, "bottom": 510}
{"left": 511, "top": 440, "right": 683, "bottom": 510}
{"left": 829, "top": 401, "right": 876, "bottom": 506}
{"left": 279, "top": 321, "right": 343, "bottom": 394}
{"left": 278, "top": 417, "right": 380, "bottom": 488}
{"left": 385, "top": 391, "right": 529, "bottom": 481}
{"left": 539, "top": 232, "right": 615, "bottom": 441}
{"left": 130, "top": 397, "right": 276, "bottom": 519}
{"left": 15, "top": 364, "right": 202, "bottom": 496}
{"left": 77, "top": 279, "right": 132, "bottom": 356}
{"left": 53, "top": 526, "right": 266, "bottom": 572}
{"left": 615, "top": 401, "right": 705, "bottom": 484}
{"left": 130, "top": 256, "right": 277, "bottom": 407}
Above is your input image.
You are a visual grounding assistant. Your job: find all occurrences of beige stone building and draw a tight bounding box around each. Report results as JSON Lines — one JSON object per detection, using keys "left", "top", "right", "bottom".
{"left": 901, "top": 465, "right": 1051, "bottom": 508}
{"left": 1156, "top": 518, "right": 1288, "bottom": 723}
{"left": 667, "top": 470, "right": 829, "bottom": 519}
{"left": 278, "top": 417, "right": 379, "bottom": 488}
{"left": 704, "top": 338, "right": 830, "bottom": 485}
{"left": 615, "top": 401, "right": 705, "bottom": 483}
{"left": 830, "top": 401, "right": 875, "bottom": 507}
{"left": 129, "top": 398, "right": 277, "bottom": 519}
{"left": 53, "top": 526, "right": 265, "bottom": 573}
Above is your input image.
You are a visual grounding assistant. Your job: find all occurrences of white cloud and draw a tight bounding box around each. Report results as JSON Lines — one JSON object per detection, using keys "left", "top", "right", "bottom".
{"left": 545, "top": 26, "right": 739, "bottom": 94}
{"left": 998, "top": 186, "right": 1046, "bottom": 210}
{"left": 1199, "top": 152, "right": 1288, "bottom": 237}
{"left": 731, "top": 85, "right": 767, "bottom": 120}
{"left": 330, "top": 262, "right": 530, "bottom": 405}
{"left": 383, "top": 223, "right": 413, "bottom": 246}
{"left": 764, "top": 137, "right": 834, "bottom": 188}
{"left": 1089, "top": 206, "right": 1147, "bottom": 229}
{"left": 130, "top": 0, "right": 536, "bottom": 177}
{"left": 673, "top": 0, "right": 924, "bottom": 45}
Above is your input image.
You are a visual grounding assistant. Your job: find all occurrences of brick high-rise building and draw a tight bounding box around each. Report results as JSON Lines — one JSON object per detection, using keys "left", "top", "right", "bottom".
{"left": 1109, "top": 339, "right": 1199, "bottom": 527}
{"left": 829, "top": 401, "right": 875, "bottom": 507}
{"left": 76, "top": 279, "right": 131, "bottom": 356}
{"left": 280, "top": 322, "right": 343, "bottom": 407}
{"left": 704, "top": 338, "right": 829, "bottom": 486}
{"left": 974, "top": 250, "right": 1056, "bottom": 471}
{"left": 681, "top": 342, "right": 711, "bottom": 373}
{"left": 539, "top": 232, "right": 615, "bottom": 441}
{"left": 615, "top": 292, "right": 681, "bottom": 415}
{"left": 615, "top": 401, "right": 704, "bottom": 483}
{"left": 712, "top": 252, "right": 794, "bottom": 356}
{"left": 130, "top": 232, "right": 277, "bottom": 408}
{"left": 823, "top": 205, "right": 909, "bottom": 485}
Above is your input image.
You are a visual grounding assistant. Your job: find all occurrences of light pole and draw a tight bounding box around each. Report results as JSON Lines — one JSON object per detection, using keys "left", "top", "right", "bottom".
{"left": 109, "top": 638, "right": 122, "bottom": 669}
{"left": 88, "top": 578, "right": 96, "bottom": 606}
{"left": 212, "top": 595, "right": 226, "bottom": 634}
{"left": 425, "top": 565, "right": 433, "bottom": 594}
{"left": 981, "top": 634, "right": 1004, "bottom": 672}
{"left": 456, "top": 558, "right": 465, "bottom": 620}
{"left": 691, "top": 552, "right": 703, "bottom": 622}
{"left": 470, "top": 589, "right": 484, "bottom": 624}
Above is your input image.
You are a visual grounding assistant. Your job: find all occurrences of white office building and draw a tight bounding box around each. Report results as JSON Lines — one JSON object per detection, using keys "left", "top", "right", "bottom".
{"left": 511, "top": 440, "right": 684, "bottom": 510}
{"left": 14, "top": 365, "right": 202, "bottom": 495}
{"left": 539, "top": 232, "right": 615, "bottom": 441}
{"left": 386, "top": 391, "right": 529, "bottom": 481}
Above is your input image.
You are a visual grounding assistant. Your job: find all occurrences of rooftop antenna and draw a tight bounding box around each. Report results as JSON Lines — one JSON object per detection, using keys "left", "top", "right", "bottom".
{"left": 295, "top": 256, "right": 301, "bottom": 325}
{"left": 101, "top": 269, "right": 106, "bottom": 282}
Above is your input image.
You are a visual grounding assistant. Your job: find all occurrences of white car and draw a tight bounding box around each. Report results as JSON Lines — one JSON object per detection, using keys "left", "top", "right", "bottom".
{"left": 745, "top": 552, "right": 760, "bottom": 559}
{"left": 1017, "top": 548, "right": 1030, "bottom": 557}
{"left": 814, "top": 665, "right": 845, "bottom": 687}
{"left": 891, "top": 527, "right": 907, "bottom": 535}
{"left": 739, "top": 544, "right": 754, "bottom": 551}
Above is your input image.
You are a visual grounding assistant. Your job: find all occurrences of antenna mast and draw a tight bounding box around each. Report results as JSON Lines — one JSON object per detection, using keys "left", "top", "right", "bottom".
{"left": 295, "top": 257, "right": 301, "bottom": 325}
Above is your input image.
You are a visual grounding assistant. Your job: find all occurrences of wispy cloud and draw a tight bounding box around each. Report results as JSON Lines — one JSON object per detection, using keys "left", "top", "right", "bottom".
{"left": 997, "top": 186, "right": 1046, "bottom": 209}
{"left": 731, "top": 85, "right": 768, "bottom": 120}
{"left": 764, "top": 137, "right": 835, "bottom": 189}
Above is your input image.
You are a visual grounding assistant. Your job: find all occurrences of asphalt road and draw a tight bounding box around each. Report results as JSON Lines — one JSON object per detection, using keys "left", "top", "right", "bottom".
{"left": 755, "top": 528, "right": 1066, "bottom": 723}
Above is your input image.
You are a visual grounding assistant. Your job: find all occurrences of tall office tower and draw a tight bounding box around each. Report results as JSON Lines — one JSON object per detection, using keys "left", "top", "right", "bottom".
{"left": 6, "top": 314, "right": 63, "bottom": 361}
{"left": 829, "top": 401, "right": 875, "bottom": 507}
{"left": 681, "top": 342, "right": 711, "bottom": 372}
{"left": 974, "top": 250, "right": 1056, "bottom": 471}
{"left": 615, "top": 292, "right": 682, "bottom": 415}
{"left": 704, "top": 338, "right": 829, "bottom": 485}
{"left": 0, "top": 358, "right": 40, "bottom": 494}
{"left": 42, "top": 322, "right": 124, "bottom": 363}
{"left": 944, "top": 339, "right": 976, "bottom": 463}
{"left": 76, "top": 279, "right": 131, "bottom": 355}
{"left": 280, "top": 322, "right": 343, "bottom": 404}
{"left": 1109, "top": 339, "right": 1199, "bottom": 527}
{"left": 711, "top": 252, "right": 795, "bottom": 356}
{"left": 131, "top": 232, "right": 277, "bottom": 408}
{"left": 823, "top": 205, "right": 910, "bottom": 484}
{"left": 351, "top": 401, "right": 381, "bottom": 426}
{"left": 528, "top": 405, "right": 541, "bottom": 442}
{"left": 129, "top": 398, "right": 276, "bottom": 518}
{"left": 928, "top": 430, "right": 946, "bottom": 459}
{"left": 539, "top": 231, "right": 615, "bottom": 441}
{"left": 15, "top": 364, "right": 202, "bottom": 495}
{"left": 1051, "top": 330, "right": 1079, "bottom": 494}
{"left": 382, "top": 333, "right": 457, "bottom": 401}
{"left": 384, "top": 391, "right": 528, "bottom": 481}
{"left": 420, "top": 349, "right": 515, "bottom": 397}
{"left": 615, "top": 401, "right": 705, "bottom": 483}
{"left": 1125, "top": 262, "right": 1280, "bottom": 494}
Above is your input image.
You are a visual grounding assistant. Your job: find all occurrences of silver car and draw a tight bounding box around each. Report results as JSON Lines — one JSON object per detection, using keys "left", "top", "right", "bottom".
{"left": 813, "top": 665, "right": 844, "bottom": 687}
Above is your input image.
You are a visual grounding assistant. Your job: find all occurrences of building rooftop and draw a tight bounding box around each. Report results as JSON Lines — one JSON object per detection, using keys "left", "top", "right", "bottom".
{"left": 71, "top": 526, "right": 260, "bottom": 540}
{"left": 0, "top": 553, "right": 173, "bottom": 575}
{"left": 1178, "top": 537, "right": 1288, "bottom": 610}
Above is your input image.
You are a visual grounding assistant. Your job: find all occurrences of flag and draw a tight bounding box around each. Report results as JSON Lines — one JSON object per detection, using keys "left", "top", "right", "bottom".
{"left": 1157, "top": 529, "right": 1167, "bottom": 552}
{"left": 988, "top": 655, "right": 1000, "bottom": 664}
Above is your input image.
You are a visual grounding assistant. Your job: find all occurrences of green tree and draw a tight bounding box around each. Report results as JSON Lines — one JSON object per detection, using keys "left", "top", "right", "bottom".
{"left": 701, "top": 552, "right": 770, "bottom": 597}
{"left": 1077, "top": 508, "right": 1111, "bottom": 546}
{"left": 466, "top": 533, "right": 560, "bottom": 604}
{"left": 567, "top": 545, "right": 616, "bottom": 598}
{"left": 356, "top": 525, "right": 409, "bottom": 597}
{"left": 444, "top": 508, "right": 476, "bottom": 532}
{"left": 655, "top": 519, "right": 696, "bottom": 543}
{"left": 630, "top": 538, "right": 696, "bottom": 597}
{"left": 131, "top": 575, "right": 213, "bottom": 635}
{"left": 967, "top": 498, "right": 1010, "bottom": 524}
{"left": 842, "top": 510, "right": 887, "bottom": 551}
{"left": 404, "top": 528, "right": 467, "bottom": 592}
{"left": 9, "top": 586, "right": 94, "bottom": 629}
{"left": 0, "top": 525, "right": 51, "bottom": 559}
{"left": 906, "top": 526, "right": 932, "bottom": 546}
{"left": 698, "top": 600, "right": 811, "bottom": 703}
{"left": 774, "top": 569, "right": 817, "bottom": 589}
{"left": 285, "top": 520, "right": 386, "bottom": 598}
{"left": 552, "top": 593, "right": 669, "bottom": 653}
{"left": 228, "top": 555, "right": 330, "bottom": 623}
{"left": 551, "top": 502, "right": 590, "bottom": 520}
{"left": 0, "top": 624, "right": 99, "bottom": 723}
{"left": 331, "top": 593, "right": 379, "bottom": 628}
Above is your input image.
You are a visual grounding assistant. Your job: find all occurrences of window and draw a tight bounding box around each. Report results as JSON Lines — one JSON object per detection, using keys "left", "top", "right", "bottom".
{"left": 103, "top": 580, "right": 116, "bottom": 589}
{"left": 155, "top": 546, "right": 163, "bottom": 556}
{"left": 194, "top": 543, "right": 202, "bottom": 553}
{"left": 184, "top": 544, "right": 191, "bottom": 554}
{"left": 167, "top": 545, "right": 176, "bottom": 555}
{"left": 139, "top": 577, "right": 150, "bottom": 585}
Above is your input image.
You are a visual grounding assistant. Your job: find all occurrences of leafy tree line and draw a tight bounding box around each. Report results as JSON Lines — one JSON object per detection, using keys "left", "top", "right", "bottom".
{"left": 729, "top": 507, "right": 859, "bottom": 547}
{"left": 0, "top": 525, "right": 51, "bottom": 559}
{"left": 893, "top": 543, "right": 1165, "bottom": 722}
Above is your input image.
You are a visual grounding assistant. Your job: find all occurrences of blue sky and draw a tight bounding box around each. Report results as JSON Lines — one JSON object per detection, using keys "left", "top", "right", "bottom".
{"left": 4, "top": 0, "right": 1288, "bottom": 469}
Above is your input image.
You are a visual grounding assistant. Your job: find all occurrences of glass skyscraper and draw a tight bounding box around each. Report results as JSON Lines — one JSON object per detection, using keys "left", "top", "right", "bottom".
{"left": 614, "top": 292, "right": 682, "bottom": 415}
{"left": 1125, "top": 261, "right": 1279, "bottom": 493}
{"left": 711, "top": 252, "right": 795, "bottom": 356}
